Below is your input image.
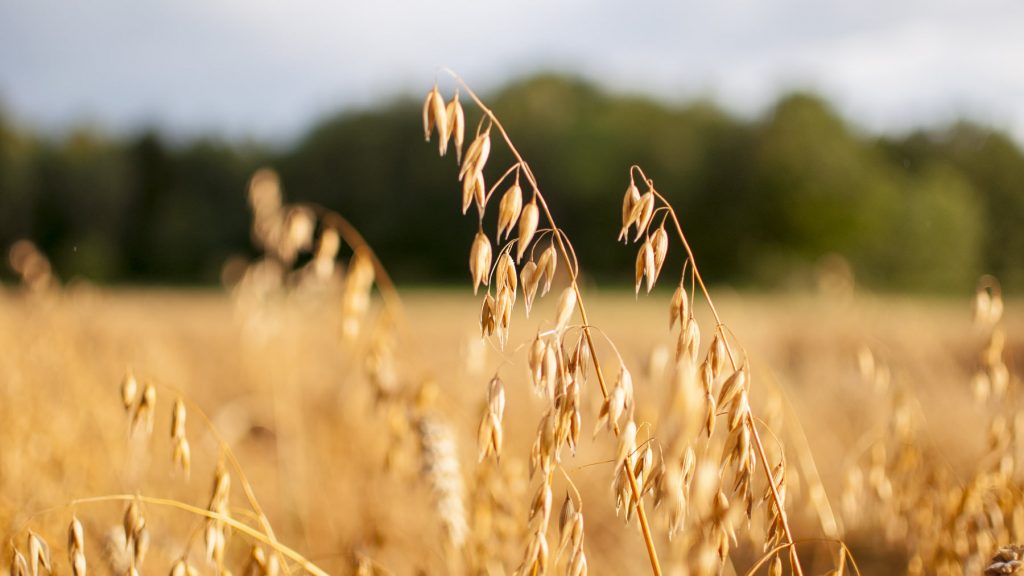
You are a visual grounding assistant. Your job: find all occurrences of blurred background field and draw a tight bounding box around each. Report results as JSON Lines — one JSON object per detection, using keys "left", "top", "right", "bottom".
{"left": 1, "top": 284, "right": 1019, "bottom": 573}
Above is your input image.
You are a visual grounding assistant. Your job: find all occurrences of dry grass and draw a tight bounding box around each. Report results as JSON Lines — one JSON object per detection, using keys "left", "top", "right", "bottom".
{"left": 0, "top": 285, "right": 1020, "bottom": 573}
{"left": 1, "top": 73, "right": 1023, "bottom": 575}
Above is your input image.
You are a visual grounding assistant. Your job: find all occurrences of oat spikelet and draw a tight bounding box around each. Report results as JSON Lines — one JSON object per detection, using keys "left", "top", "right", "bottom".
{"left": 536, "top": 245, "right": 557, "bottom": 296}
{"left": 480, "top": 292, "right": 496, "bottom": 338}
{"left": 495, "top": 252, "right": 517, "bottom": 300}
{"left": 652, "top": 226, "right": 668, "bottom": 281}
{"left": 121, "top": 368, "right": 138, "bottom": 411}
{"left": 459, "top": 130, "right": 492, "bottom": 182}
{"left": 554, "top": 287, "right": 577, "bottom": 333}
{"left": 445, "top": 92, "right": 465, "bottom": 161}
{"left": 596, "top": 364, "right": 634, "bottom": 434}
{"left": 469, "top": 232, "right": 492, "bottom": 295}
{"left": 171, "top": 397, "right": 187, "bottom": 438}
{"left": 68, "top": 516, "right": 87, "bottom": 576}
{"left": 619, "top": 181, "right": 641, "bottom": 242}
{"left": 131, "top": 382, "right": 157, "bottom": 435}
{"left": 11, "top": 548, "right": 28, "bottom": 576}
{"left": 27, "top": 531, "right": 52, "bottom": 576}
{"left": 669, "top": 283, "right": 688, "bottom": 330}
{"left": 521, "top": 261, "right": 540, "bottom": 317}
{"left": 631, "top": 192, "right": 655, "bottom": 242}
{"left": 478, "top": 376, "right": 506, "bottom": 461}
{"left": 497, "top": 182, "right": 523, "bottom": 240}
{"left": 517, "top": 200, "right": 540, "bottom": 262}
{"left": 634, "top": 241, "right": 646, "bottom": 296}
{"left": 423, "top": 85, "right": 447, "bottom": 151}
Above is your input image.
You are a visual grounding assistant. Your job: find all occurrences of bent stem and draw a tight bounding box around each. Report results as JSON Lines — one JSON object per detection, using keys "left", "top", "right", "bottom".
{"left": 68, "top": 494, "right": 328, "bottom": 576}
{"left": 634, "top": 165, "right": 803, "bottom": 576}
{"left": 445, "top": 69, "right": 663, "bottom": 576}
{"left": 316, "top": 206, "right": 406, "bottom": 326}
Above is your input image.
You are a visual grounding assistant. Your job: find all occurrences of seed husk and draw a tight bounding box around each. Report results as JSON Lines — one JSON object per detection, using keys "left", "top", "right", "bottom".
{"left": 469, "top": 232, "right": 492, "bottom": 294}
{"left": 555, "top": 287, "right": 577, "bottom": 332}
{"left": 517, "top": 200, "right": 540, "bottom": 262}
{"left": 497, "top": 183, "right": 523, "bottom": 240}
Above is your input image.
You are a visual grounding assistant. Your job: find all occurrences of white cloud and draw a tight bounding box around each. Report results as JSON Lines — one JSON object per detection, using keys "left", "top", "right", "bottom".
{"left": 1, "top": 0, "right": 1022, "bottom": 142}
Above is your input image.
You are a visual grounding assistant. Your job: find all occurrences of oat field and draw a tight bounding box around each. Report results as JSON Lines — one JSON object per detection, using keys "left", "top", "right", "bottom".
{"left": 1, "top": 74, "right": 1022, "bottom": 576}
{"left": 0, "top": 282, "right": 1019, "bottom": 575}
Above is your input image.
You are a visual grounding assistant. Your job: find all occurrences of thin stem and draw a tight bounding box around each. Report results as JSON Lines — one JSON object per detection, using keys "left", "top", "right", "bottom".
{"left": 316, "top": 207, "right": 405, "bottom": 326}
{"left": 485, "top": 162, "right": 523, "bottom": 205}
{"left": 67, "top": 495, "right": 328, "bottom": 576}
{"left": 444, "top": 69, "right": 662, "bottom": 576}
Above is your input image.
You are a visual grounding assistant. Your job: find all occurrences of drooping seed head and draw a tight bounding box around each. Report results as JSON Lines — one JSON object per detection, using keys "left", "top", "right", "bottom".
{"left": 619, "top": 182, "right": 641, "bottom": 241}
{"left": 479, "top": 293, "right": 496, "bottom": 337}
{"left": 528, "top": 333, "right": 545, "bottom": 387}
{"left": 477, "top": 409, "right": 502, "bottom": 462}
{"left": 634, "top": 242, "right": 646, "bottom": 296}
{"left": 209, "top": 464, "right": 231, "bottom": 513}
{"left": 631, "top": 192, "right": 655, "bottom": 242}
{"left": 642, "top": 238, "right": 656, "bottom": 293}
{"left": 708, "top": 333, "right": 728, "bottom": 379}
{"left": 68, "top": 516, "right": 85, "bottom": 554}
{"left": 173, "top": 437, "right": 192, "bottom": 478}
{"left": 517, "top": 200, "right": 540, "bottom": 262}
{"left": 717, "top": 367, "right": 747, "bottom": 409}
{"left": 554, "top": 287, "right": 577, "bottom": 333}
{"left": 472, "top": 171, "right": 487, "bottom": 214}
{"left": 461, "top": 169, "right": 477, "bottom": 214}
{"left": 487, "top": 376, "right": 505, "bottom": 421}
{"left": 497, "top": 183, "right": 523, "bottom": 240}
{"left": 495, "top": 252, "right": 517, "bottom": 298}
{"left": 539, "top": 245, "right": 557, "bottom": 295}
{"left": 171, "top": 397, "right": 186, "bottom": 440}
{"left": 459, "top": 130, "right": 491, "bottom": 181}
{"left": 422, "top": 85, "right": 448, "bottom": 148}
{"left": 432, "top": 88, "right": 448, "bottom": 155}
{"left": 617, "top": 420, "right": 638, "bottom": 465}
{"left": 422, "top": 86, "right": 435, "bottom": 142}
{"left": 669, "top": 283, "right": 688, "bottom": 329}
{"left": 529, "top": 482, "right": 554, "bottom": 531}
{"left": 132, "top": 525, "right": 149, "bottom": 569}
{"left": 521, "top": 261, "right": 540, "bottom": 317}
{"left": 558, "top": 492, "right": 576, "bottom": 541}
{"left": 469, "top": 232, "right": 492, "bottom": 294}
{"left": 444, "top": 92, "right": 465, "bottom": 161}
{"left": 652, "top": 226, "right": 669, "bottom": 279}
{"left": 121, "top": 368, "right": 137, "bottom": 411}
{"left": 132, "top": 382, "right": 157, "bottom": 435}
{"left": 27, "top": 531, "right": 51, "bottom": 576}
{"left": 123, "top": 501, "right": 143, "bottom": 548}
{"left": 11, "top": 548, "right": 28, "bottom": 576}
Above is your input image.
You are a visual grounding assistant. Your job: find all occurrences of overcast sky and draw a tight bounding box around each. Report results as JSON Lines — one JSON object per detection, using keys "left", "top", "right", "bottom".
{"left": 2, "top": 0, "right": 1023, "bottom": 143}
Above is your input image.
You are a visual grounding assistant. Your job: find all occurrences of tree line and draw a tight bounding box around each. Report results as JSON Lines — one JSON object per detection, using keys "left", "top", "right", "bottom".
{"left": 1, "top": 74, "right": 1021, "bottom": 292}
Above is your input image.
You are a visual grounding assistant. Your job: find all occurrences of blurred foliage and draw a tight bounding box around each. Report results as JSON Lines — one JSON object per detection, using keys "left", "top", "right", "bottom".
{"left": 1, "top": 74, "right": 1021, "bottom": 291}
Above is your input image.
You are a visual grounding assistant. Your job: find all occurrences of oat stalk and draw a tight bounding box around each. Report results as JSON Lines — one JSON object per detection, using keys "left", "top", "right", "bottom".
{"left": 630, "top": 164, "right": 803, "bottom": 576}
{"left": 442, "top": 68, "right": 662, "bottom": 576}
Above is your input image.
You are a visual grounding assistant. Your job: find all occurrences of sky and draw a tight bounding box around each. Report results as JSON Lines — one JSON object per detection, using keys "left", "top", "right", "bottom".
{"left": 2, "top": 0, "right": 1023, "bottom": 143}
